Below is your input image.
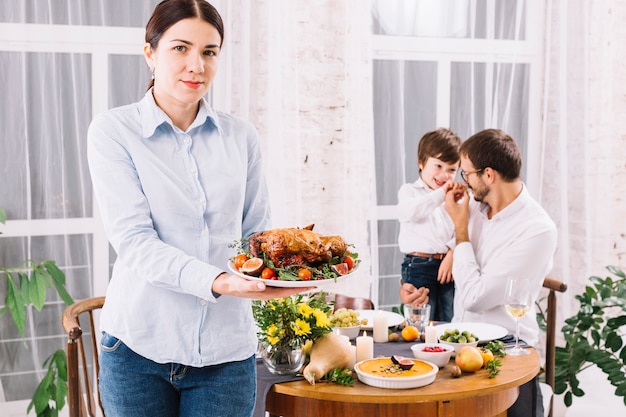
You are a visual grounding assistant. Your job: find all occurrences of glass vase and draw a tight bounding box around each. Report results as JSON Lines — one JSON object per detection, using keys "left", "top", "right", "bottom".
{"left": 261, "top": 343, "right": 305, "bottom": 375}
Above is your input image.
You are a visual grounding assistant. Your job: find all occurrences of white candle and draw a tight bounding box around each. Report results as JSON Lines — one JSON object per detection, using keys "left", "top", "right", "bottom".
{"left": 373, "top": 310, "right": 388, "bottom": 343}
{"left": 425, "top": 323, "right": 437, "bottom": 344}
{"left": 348, "top": 345, "right": 357, "bottom": 369}
{"left": 355, "top": 331, "right": 374, "bottom": 363}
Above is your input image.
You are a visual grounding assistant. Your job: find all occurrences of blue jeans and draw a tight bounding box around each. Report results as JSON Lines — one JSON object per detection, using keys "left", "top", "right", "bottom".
{"left": 99, "top": 332, "right": 256, "bottom": 417}
{"left": 401, "top": 255, "right": 454, "bottom": 322}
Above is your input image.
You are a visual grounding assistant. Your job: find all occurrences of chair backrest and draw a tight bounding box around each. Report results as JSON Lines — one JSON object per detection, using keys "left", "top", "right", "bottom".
{"left": 332, "top": 293, "right": 375, "bottom": 311}
{"left": 542, "top": 277, "right": 567, "bottom": 417}
{"left": 62, "top": 296, "right": 106, "bottom": 417}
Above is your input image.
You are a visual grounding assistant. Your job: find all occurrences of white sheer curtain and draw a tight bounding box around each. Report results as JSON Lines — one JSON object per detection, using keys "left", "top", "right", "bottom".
{"left": 0, "top": 0, "right": 159, "bottom": 407}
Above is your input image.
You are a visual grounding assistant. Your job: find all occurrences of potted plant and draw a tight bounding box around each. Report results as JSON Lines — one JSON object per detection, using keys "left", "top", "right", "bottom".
{"left": 554, "top": 265, "right": 626, "bottom": 407}
{"left": 0, "top": 208, "right": 74, "bottom": 416}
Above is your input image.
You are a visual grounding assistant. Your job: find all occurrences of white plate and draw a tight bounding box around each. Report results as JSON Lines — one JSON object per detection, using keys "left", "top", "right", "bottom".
{"left": 434, "top": 322, "right": 508, "bottom": 343}
{"left": 356, "top": 310, "right": 404, "bottom": 330}
{"left": 227, "top": 261, "right": 355, "bottom": 288}
{"left": 354, "top": 358, "right": 438, "bottom": 389}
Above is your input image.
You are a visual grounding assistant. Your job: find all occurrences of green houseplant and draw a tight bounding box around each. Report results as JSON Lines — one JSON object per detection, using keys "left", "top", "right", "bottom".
{"left": 554, "top": 265, "right": 626, "bottom": 407}
{"left": 0, "top": 208, "right": 74, "bottom": 416}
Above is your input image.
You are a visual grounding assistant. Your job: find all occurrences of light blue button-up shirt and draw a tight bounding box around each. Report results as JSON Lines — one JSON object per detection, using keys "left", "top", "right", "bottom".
{"left": 87, "top": 90, "right": 271, "bottom": 366}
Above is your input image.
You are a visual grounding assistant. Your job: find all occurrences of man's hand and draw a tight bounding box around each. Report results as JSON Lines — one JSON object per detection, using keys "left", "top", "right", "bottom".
{"left": 212, "top": 273, "right": 314, "bottom": 300}
{"left": 444, "top": 182, "right": 470, "bottom": 243}
{"left": 400, "top": 282, "right": 429, "bottom": 306}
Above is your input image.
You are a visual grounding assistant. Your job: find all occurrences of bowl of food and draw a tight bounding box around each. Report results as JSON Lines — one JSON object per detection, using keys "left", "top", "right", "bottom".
{"left": 330, "top": 308, "right": 365, "bottom": 340}
{"left": 332, "top": 325, "right": 361, "bottom": 340}
{"left": 411, "top": 343, "right": 455, "bottom": 367}
{"left": 354, "top": 357, "right": 438, "bottom": 389}
{"left": 437, "top": 329, "right": 479, "bottom": 354}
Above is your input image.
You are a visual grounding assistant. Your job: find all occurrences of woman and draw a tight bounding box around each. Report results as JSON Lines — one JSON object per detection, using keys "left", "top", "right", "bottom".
{"left": 87, "top": 1, "right": 308, "bottom": 416}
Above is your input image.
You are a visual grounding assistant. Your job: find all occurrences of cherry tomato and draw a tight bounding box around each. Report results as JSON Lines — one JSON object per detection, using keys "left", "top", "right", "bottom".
{"left": 233, "top": 254, "right": 249, "bottom": 270}
{"left": 297, "top": 268, "right": 312, "bottom": 281}
{"left": 261, "top": 267, "right": 277, "bottom": 280}
{"left": 344, "top": 255, "right": 355, "bottom": 271}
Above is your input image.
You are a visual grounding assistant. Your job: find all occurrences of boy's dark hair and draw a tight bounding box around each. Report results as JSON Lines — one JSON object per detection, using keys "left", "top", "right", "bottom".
{"left": 417, "top": 128, "right": 462, "bottom": 168}
{"left": 460, "top": 128, "right": 522, "bottom": 181}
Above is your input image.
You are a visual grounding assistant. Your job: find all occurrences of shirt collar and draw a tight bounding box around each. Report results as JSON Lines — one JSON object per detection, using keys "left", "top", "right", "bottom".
{"left": 139, "top": 89, "right": 223, "bottom": 137}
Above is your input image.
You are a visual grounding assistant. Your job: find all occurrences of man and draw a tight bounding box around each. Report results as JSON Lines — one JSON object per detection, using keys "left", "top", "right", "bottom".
{"left": 444, "top": 128, "right": 557, "bottom": 417}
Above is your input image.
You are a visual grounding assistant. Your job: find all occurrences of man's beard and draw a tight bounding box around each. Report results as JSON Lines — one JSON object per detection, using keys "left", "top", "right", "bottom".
{"left": 471, "top": 183, "right": 489, "bottom": 202}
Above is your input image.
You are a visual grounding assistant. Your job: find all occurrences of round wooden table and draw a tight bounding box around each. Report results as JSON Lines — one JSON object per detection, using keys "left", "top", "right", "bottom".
{"left": 265, "top": 349, "right": 540, "bottom": 417}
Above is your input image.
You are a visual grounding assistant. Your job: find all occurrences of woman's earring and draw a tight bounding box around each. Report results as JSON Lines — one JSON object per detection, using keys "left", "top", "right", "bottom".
{"left": 151, "top": 68, "right": 155, "bottom": 80}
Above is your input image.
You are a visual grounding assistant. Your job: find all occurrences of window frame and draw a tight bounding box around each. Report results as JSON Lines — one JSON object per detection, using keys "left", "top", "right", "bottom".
{"left": 369, "top": 1, "right": 544, "bottom": 309}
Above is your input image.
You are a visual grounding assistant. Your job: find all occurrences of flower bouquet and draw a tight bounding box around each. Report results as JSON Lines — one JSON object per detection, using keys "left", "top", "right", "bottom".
{"left": 252, "top": 292, "right": 333, "bottom": 374}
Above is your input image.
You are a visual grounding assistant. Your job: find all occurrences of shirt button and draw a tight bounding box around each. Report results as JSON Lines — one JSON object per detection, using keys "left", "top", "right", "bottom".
{"left": 199, "top": 198, "right": 205, "bottom": 204}
{"left": 199, "top": 300, "right": 207, "bottom": 306}
{"left": 184, "top": 138, "right": 190, "bottom": 144}
{"left": 201, "top": 230, "right": 207, "bottom": 236}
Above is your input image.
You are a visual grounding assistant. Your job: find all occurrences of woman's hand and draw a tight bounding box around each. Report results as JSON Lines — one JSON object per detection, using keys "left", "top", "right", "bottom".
{"left": 212, "top": 273, "right": 314, "bottom": 300}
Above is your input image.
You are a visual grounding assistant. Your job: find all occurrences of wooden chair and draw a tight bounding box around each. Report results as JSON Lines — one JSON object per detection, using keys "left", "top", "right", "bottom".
{"left": 331, "top": 293, "right": 375, "bottom": 311}
{"left": 540, "top": 277, "right": 568, "bottom": 417}
{"left": 62, "top": 296, "right": 106, "bottom": 417}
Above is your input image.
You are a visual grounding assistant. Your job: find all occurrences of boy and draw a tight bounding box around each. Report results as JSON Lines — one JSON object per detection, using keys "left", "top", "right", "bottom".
{"left": 397, "top": 127, "right": 461, "bottom": 321}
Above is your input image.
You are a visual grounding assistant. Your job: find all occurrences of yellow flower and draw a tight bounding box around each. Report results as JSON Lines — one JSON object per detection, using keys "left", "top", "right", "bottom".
{"left": 267, "top": 323, "right": 278, "bottom": 336}
{"left": 297, "top": 302, "right": 313, "bottom": 318}
{"left": 313, "top": 308, "right": 331, "bottom": 327}
{"left": 292, "top": 318, "right": 311, "bottom": 336}
{"left": 267, "top": 335, "right": 280, "bottom": 345}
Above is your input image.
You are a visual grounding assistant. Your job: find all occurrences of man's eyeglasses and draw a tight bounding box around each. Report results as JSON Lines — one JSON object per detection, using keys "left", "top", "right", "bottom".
{"left": 460, "top": 168, "right": 483, "bottom": 182}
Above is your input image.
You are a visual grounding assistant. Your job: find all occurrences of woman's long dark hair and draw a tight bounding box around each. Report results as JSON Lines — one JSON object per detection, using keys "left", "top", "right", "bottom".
{"left": 145, "top": 0, "right": 224, "bottom": 91}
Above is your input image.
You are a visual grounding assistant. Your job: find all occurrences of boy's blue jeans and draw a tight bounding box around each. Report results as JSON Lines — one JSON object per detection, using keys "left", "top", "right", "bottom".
{"left": 98, "top": 332, "right": 256, "bottom": 417}
{"left": 401, "top": 254, "right": 454, "bottom": 322}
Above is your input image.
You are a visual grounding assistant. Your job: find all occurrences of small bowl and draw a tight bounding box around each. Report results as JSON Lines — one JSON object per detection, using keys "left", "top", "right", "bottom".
{"left": 439, "top": 340, "right": 479, "bottom": 355}
{"left": 411, "top": 343, "right": 454, "bottom": 367}
{"left": 333, "top": 325, "right": 361, "bottom": 340}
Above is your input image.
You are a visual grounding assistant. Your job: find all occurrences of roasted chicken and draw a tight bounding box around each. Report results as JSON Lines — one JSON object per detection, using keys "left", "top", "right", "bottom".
{"left": 249, "top": 224, "right": 348, "bottom": 268}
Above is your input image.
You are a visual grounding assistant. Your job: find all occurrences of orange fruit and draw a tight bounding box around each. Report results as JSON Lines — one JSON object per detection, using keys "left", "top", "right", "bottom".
{"left": 233, "top": 253, "right": 249, "bottom": 269}
{"left": 401, "top": 325, "right": 419, "bottom": 342}
{"left": 479, "top": 348, "right": 494, "bottom": 367}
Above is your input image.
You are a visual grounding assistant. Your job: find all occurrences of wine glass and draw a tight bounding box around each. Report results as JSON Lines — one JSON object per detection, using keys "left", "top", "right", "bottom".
{"left": 504, "top": 278, "right": 532, "bottom": 356}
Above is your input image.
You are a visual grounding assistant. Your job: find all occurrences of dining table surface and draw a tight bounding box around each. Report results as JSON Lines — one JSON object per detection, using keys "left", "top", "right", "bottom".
{"left": 255, "top": 336, "right": 540, "bottom": 417}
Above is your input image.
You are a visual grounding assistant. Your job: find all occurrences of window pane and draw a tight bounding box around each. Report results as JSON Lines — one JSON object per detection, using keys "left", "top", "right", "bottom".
{"left": 0, "top": 0, "right": 160, "bottom": 27}
{"left": 0, "top": 234, "right": 92, "bottom": 401}
{"left": 109, "top": 55, "right": 151, "bottom": 108}
{"left": 450, "top": 61, "right": 529, "bottom": 180}
{"left": 372, "top": 0, "right": 526, "bottom": 40}
{"left": 373, "top": 60, "right": 437, "bottom": 205}
{"left": 0, "top": 51, "right": 92, "bottom": 220}
{"left": 376, "top": 220, "right": 403, "bottom": 309}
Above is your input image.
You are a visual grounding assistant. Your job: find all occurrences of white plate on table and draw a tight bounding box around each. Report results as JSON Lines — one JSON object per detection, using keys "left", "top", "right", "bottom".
{"left": 356, "top": 310, "right": 404, "bottom": 330}
{"left": 228, "top": 261, "right": 354, "bottom": 288}
{"left": 434, "top": 322, "right": 508, "bottom": 343}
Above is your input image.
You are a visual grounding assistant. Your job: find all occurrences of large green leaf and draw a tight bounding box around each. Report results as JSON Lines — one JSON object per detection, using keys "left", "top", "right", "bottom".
{"left": 29, "top": 265, "right": 50, "bottom": 311}
{"left": 45, "top": 261, "right": 74, "bottom": 306}
{"left": 5, "top": 274, "right": 26, "bottom": 335}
